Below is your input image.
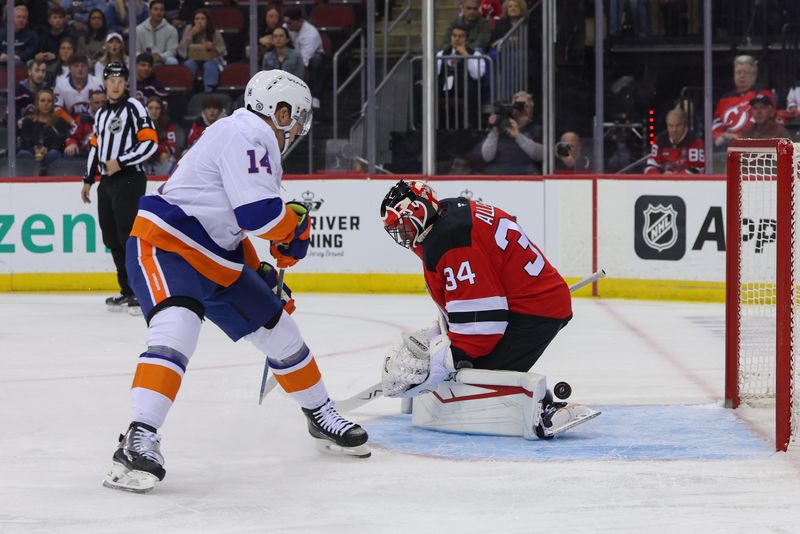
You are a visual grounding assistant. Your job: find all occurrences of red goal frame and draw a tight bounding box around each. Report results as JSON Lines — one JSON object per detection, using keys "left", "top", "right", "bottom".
{"left": 725, "top": 138, "right": 795, "bottom": 452}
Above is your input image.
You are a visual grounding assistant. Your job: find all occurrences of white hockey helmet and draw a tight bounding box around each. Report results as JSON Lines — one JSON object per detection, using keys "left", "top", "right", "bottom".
{"left": 244, "top": 70, "right": 313, "bottom": 147}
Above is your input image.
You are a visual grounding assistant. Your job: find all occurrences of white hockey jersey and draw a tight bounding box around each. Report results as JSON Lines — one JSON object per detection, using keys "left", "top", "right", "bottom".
{"left": 54, "top": 73, "right": 104, "bottom": 116}
{"left": 131, "top": 108, "right": 299, "bottom": 286}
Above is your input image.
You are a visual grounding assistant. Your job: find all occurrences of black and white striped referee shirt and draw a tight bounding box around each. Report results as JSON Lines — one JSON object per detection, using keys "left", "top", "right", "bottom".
{"left": 84, "top": 95, "right": 159, "bottom": 180}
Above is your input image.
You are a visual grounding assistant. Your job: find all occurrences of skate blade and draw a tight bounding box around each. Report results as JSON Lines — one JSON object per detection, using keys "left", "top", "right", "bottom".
{"left": 314, "top": 439, "right": 372, "bottom": 458}
{"left": 103, "top": 461, "right": 159, "bottom": 493}
{"left": 127, "top": 306, "right": 143, "bottom": 317}
{"left": 547, "top": 409, "right": 601, "bottom": 437}
{"left": 106, "top": 305, "right": 127, "bottom": 313}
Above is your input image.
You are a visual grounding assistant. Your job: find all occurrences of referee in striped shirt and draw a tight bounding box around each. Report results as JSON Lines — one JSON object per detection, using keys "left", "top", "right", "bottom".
{"left": 80, "top": 62, "right": 159, "bottom": 313}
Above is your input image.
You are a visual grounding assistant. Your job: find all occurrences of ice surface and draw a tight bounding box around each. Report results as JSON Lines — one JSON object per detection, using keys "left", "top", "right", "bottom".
{"left": 0, "top": 294, "right": 798, "bottom": 533}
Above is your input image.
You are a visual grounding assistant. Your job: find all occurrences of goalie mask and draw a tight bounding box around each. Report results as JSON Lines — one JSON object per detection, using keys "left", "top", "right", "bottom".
{"left": 380, "top": 180, "right": 440, "bottom": 249}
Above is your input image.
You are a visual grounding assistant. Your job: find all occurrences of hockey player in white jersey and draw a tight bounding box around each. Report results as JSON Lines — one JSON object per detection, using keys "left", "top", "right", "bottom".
{"left": 103, "top": 70, "right": 370, "bottom": 494}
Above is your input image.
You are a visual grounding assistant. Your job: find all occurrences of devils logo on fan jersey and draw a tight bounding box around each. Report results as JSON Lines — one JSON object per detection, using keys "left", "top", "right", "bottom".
{"left": 722, "top": 102, "right": 752, "bottom": 134}
{"left": 712, "top": 88, "right": 774, "bottom": 140}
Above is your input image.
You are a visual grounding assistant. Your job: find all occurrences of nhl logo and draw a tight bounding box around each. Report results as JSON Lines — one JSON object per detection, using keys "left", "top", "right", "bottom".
{"left": 109, "top": 117, "right": 122, "bottom": 134}
{"left": 642, "top": 203, "right": 678, "bottom": 252}
{"left": 634, "top": 195, "right": 686, "bottom": 261}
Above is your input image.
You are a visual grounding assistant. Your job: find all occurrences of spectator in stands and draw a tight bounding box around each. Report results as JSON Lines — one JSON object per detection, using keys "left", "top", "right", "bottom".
{"left": 746, "top": 94, "right": 789, "bottom": 140}
{"left": 479, "top": 0, "right": 502, "bottom": 22}
{"left": 491, "top": 0, "right": 527, "bottom": 44}
{"left": 177, "top": 9, "right": 227, "bottom": 92}
{"left": 185, "top": 96, "right": 225, "bottom": 151}
{"left": 57, "top": 0, "right": 106, "bottom": 33}
{"left": 16, "top": 59, "right": 50, "bottom": 122}
{"left": 133, "top": 52, "right": 167, "bottom": 105}
{"left": 77, "top": 8, "right": 109, "bottom": 65}
{"left": 104, "top": 0, "right": 148, "bottom": 37}
{"left": 17, "top": 88, "right": 71, "bottom": 170}
{"left": 171, "top": 0, "right": 203, "bottom": 32}
{"left": 712, "top": 55, "right": 774, "bottom": 149}
{"left": 440, "top": 0, "right": 491, "bottom": 53}
{"left": 258, "top": 5, "right": 282, "bottom": 59}
{"left": 64, "top": 89, "right": 105, "bottom": 157}
{"left": 143, "top": 96, "right": 178, "bottom": 175}
{"left": 16, "top": 0, "right": 49, "bottom": 31}
{"left": 436, "top": 24, "right": 487, "bottom": 129}
{"left": 479, "top": 90, "right": 542, "bottom": 173}
{"left": 54, "top": 53, "right": 103, "bottom": 116}
{"left": 45, "top": 37, "right": 75, "bottom": 86}
{"left": 609, "top": 0, "right": 649, "bottom": 39}
{"left": 92, "top": 32, "right": 128, "bottom": 79}
{"left": 262, "top": 27, "right": 304, "bottom": 81}
{"left": 136, "top": 0, "right": 179, "bottom": 65}
{"left": 554, "top": 131, "right": 591, "bottom": 173}
{"left": 0, "top": 5, "right": 40, "bottom": 65}
{"left": 785, "top": 84, "right": 800, "bottom": 118}
{"left": 35, "top": 6, "right": 73, "bottom": 66}
{"left": 284, "top": 6, "right": 324, "bottom": 108}
{"left": 644, "top": 107, "right": 705, "bottom": 174}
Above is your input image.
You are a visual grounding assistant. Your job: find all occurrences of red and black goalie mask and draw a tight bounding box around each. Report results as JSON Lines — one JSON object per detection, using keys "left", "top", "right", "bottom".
{"left": 380, "top": 180, "right": 440, "bottom": 249}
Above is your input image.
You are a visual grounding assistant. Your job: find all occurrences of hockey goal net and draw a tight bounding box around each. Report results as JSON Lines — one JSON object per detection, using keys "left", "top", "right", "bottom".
{"left": 726, "top": 138, "right": 799, "bottom": 451}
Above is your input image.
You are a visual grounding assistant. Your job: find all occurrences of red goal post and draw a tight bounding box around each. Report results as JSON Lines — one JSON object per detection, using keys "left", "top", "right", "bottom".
{"left": 725, "top": 138, "right": 798, "bottom": 452}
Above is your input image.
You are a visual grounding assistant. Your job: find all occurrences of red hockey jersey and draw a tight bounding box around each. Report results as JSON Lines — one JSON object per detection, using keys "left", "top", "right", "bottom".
{"left": 418, "top": 199, "right": 572, "bottom": 360}
{"left": 712, "top": 87, "right": 774, "bottom": 141}
{"left": 644, "top": 131, "right": 705, "bottom": 174}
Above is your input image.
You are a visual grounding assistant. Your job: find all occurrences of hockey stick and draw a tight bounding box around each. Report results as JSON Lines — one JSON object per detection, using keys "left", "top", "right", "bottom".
{"left": 568, "top": 268, "right": 606, "bottom": 293}
{"left": 258, "top": 269, "right": 285, "bottom": 405}
{"left": 332, "top": 268, "right": 608, "bottom": 413}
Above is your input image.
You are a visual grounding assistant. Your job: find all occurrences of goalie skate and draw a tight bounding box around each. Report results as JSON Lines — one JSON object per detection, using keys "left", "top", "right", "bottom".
{"left": 102, "top": 423, "right": 166, "bottom": 493}
{"left": 302, "top": 399, "right": 371, "bottom": 458}
{"left": 536, "top": 402, "right": 601, "bottom": 440}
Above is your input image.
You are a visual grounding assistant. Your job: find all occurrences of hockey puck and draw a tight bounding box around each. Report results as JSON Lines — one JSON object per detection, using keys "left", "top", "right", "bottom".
{"left": 553, "top": 381, "right": 572, "bottom": 400}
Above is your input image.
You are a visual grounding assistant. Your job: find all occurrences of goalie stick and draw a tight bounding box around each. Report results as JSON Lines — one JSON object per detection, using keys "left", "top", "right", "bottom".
{"left": 258, "top": 269, "right": 285, "bottom": 405}
{"left": 329, "top": 269, "right": 608, "bottom": 413}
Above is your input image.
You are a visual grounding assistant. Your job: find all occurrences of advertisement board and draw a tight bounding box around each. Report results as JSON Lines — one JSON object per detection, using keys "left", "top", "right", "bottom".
{"left": 0, "top": 174, "right": 733, "bottom": 300}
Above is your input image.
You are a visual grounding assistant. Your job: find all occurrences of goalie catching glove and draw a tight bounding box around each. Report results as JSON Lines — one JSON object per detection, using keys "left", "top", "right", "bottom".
{"left": 382, "top": 325, "right": 455, "bottom": 398}
{"left": 257, "top": 261, "right": 296, "bottom": 314}
{"left": 270, "top": 202, "right": 311, "bottom": 268}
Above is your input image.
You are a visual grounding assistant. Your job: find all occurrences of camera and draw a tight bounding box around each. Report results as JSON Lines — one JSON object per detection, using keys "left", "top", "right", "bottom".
{"left": 555, "top": 141, "right": 573, "bottom": 158}
{"left": 493, "top": 101, "right": 525, "bottom": 130}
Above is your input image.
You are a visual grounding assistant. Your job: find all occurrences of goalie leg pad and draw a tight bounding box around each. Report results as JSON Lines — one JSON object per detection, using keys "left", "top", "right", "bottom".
{"left": 411, "top": 370, "right": 548, "bottom": 439}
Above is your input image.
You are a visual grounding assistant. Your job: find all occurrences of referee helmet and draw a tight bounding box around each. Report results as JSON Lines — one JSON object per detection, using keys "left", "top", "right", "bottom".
{"left": 103, "top": 61, "right": 129, "bottom": 80}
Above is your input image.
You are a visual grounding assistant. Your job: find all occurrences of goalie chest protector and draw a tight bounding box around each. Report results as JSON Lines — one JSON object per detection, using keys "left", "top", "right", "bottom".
{"left": 420, "top": 198, "right": 571, "bottom": 320}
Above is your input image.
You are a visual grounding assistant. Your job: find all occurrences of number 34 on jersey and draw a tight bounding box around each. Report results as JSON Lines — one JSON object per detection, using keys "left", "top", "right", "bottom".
{"left": 442, "top": 218, "right": 545, "bottom": 292}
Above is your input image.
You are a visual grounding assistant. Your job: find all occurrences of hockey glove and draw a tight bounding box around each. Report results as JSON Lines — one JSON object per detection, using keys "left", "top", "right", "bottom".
{"left": 270, "top": 202, "right": 311, "bottom": 268}
{"left": 381, "top": 331, "right": 455, "bottom": 398}
{"left": 257, "top": 261, "right": 296, "bottom": 314}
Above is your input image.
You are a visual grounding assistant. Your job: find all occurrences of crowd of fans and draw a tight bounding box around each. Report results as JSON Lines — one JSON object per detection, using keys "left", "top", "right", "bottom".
{"left": 2, "top": 0, "right": 800, "bottom": 175}
{"left": 0, "top": 0, "right": 331, "bottom": 174}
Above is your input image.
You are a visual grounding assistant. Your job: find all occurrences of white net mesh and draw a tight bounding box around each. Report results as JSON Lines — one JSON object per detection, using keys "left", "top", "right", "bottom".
{"left": 735, "top": 143, "right": 799, "bottom": 445}
{"left": 738, "top": 151, "right": 778, "bottom": 400}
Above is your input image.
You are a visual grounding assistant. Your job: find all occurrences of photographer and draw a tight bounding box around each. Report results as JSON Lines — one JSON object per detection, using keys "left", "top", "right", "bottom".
{"left": 479, "top": 91, "right": 543, "bottom": 174}
{"left": 554, "top": 131, "right": 591, "bottom": 173}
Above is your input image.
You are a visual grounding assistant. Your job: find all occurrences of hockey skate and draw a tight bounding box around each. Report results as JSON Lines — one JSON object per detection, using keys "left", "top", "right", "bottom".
{"left": 106, "top": 294, "right": 140, "bottom": 314}
{"left": 302, "top": 399, "right": 371, "bottom": 458}
{"left": 103, "top": 423, "right": 166, "bottom": 493}
{"left": 535, "top": 397, "right": 601, "bottom": 440}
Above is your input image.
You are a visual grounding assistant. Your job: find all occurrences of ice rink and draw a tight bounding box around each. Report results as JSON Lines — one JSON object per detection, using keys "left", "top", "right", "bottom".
{"left": 1, "top": 292, "right": 799, "bottom": 533}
